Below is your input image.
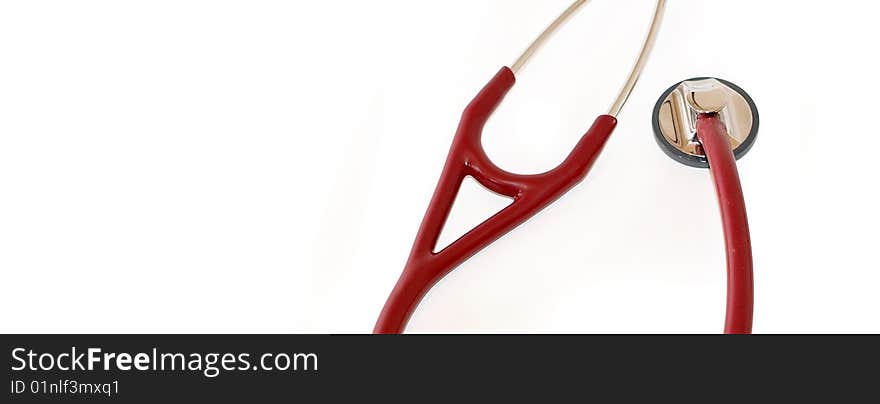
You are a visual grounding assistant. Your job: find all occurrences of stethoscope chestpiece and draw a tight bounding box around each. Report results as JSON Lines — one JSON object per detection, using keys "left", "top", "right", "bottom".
{"left": 651, "top": 78, "right": 759, "bottom": 168}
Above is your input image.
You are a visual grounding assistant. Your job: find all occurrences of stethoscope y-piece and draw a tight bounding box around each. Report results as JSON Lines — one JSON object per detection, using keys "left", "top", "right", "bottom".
{"left": 374, "top": 0, "right": 667, "bottom": 334}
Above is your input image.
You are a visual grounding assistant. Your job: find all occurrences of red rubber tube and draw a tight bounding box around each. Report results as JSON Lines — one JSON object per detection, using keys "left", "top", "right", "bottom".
{"left": 695, "top": 114, "right": 754, "bottom": 334}
{"left": 374, "top": 67, "right": 617, "bottom": 334}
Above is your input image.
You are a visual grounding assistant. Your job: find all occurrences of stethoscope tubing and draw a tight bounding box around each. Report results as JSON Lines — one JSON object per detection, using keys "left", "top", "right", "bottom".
{"left": 696, "top": 114, "right": 754, "bottom": 334}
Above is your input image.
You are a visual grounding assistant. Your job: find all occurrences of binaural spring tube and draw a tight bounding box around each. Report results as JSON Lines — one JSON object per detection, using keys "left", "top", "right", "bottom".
{"left": 510, "top": 0, "right": 667, "bottom": 117}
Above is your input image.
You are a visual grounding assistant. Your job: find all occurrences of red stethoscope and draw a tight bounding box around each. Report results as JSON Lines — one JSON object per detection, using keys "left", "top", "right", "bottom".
{"left": 375, "top": 0, "right": 758, "bottom": 334}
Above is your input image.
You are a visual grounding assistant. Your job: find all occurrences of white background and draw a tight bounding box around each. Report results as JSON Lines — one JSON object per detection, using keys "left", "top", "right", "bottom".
{"left": 1, "top": 0, "right": 878, "bottom": 333}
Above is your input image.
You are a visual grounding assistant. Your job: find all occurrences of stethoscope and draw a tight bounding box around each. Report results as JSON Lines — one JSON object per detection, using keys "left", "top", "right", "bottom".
{"left": 375, "top": 0, "right": 759, "bottom": 334}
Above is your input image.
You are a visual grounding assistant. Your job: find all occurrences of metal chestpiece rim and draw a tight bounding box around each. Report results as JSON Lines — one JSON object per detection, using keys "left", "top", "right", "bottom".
{"left": 651, "top": 77, "right": 759, "bottom": 168}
